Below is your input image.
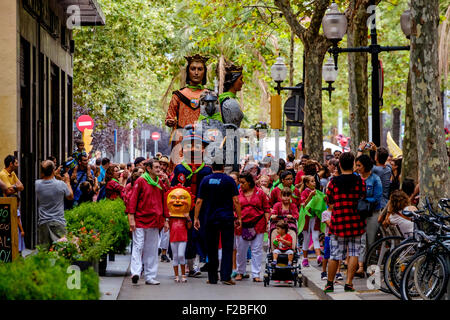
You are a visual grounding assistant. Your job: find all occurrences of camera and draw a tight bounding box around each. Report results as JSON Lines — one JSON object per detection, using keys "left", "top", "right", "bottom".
{"left": 365, "top": 143, "right": 371, "bottom": 150}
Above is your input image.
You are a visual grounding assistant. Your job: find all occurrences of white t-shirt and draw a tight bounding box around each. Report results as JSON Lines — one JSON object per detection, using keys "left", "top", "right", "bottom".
{"left": 389, "top": 206, "right": 414, "bottom": 237}
{"left": 321, "top": 210, "right": 332, "bottom": 236}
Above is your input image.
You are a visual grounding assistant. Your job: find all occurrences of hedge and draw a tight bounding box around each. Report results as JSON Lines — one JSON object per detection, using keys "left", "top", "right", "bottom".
{"left": 64, "top": 199, "right": 130, "bottom": 254}
{"left": 0, "top": 251, "right": 99, "bottom": 300}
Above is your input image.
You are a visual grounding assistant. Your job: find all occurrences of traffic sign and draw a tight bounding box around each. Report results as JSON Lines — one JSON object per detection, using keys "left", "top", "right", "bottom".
{"left": 151, "top": 132, "right": 161, "bottom": 141}
{"left": 76, "top": 115, "right": 94, "bottom": 132}
{"left": 284, "top": 83, "right": 305, "bottom": 125}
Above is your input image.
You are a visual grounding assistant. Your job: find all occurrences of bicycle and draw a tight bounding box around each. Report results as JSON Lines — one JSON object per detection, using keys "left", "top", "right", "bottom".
{"left": 364, "top": 225, "right": 404, "bottom": 293}
{"left": 399, "top": 199, "right": 450, "bottom": 300}
{"left": 368, "top": 198, "right": 449, "bottom": 298}
{"left": 383, "top": 210, "right": 437, "bottom": 299}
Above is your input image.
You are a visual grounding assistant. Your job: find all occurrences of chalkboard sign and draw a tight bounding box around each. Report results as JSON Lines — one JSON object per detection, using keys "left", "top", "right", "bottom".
{"left": 0, "top": 197, "right": 18, "bottom": 263}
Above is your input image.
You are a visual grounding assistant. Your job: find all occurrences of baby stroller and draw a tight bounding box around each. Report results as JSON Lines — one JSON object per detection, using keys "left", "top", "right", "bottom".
{"left": 264, "top": 216, "right": 302, "bottom": 287}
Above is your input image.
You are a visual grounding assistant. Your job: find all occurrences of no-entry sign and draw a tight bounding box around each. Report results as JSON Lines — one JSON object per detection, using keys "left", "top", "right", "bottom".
{"left": 76, "top": 115, "right": 94, "bottom": 132}
{"left": 151, "top": 132, "right": 161, "bottom": 141}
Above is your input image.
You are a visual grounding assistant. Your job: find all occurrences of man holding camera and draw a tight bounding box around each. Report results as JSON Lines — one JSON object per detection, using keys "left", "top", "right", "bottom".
{"left": 70, "top": 153, "right": 96, "bottom": 207}
{"left": 36, "top": 160, "right": 73, "bottom": 249}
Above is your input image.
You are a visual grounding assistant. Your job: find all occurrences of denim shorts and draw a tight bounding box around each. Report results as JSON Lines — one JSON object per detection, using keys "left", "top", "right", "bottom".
{"left": 324, "top": 236, "right": 330, "bottom": 259}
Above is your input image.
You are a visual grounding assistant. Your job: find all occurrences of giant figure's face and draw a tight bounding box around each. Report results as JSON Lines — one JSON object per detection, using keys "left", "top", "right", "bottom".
{"left": 188, "top": 61, "right": 205, "bottom": 85}
{"left": 167, "top": 188, "right": 192, "bottom": 217}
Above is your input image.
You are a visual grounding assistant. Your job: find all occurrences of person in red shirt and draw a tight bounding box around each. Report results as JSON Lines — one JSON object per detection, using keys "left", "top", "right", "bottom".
{"left": 271, "top": 221, "right": 294, "bottom": 266}
{"left": 299, "top": 175, "right": 322, "bottom": 267}
{"left": 105, "top": 165, "right": 127, "bottom": 200}
{"left": 169, "top": 211, "right": 192, "bottom": 283}
{"left": 270, "top": 187, "right": 299, "bottom": 234}
{"left": 127, "top": 159, "right": 169, "bottom": 285}
{"left": 235, "top": 171, "right": 270, "bottom": 282}
{"left": 269, "top": 171, "right": 301, "bottom": 207}
{"left": 294, "top": 154, "right": 309, "bottom": 186}
{"left": 123, "top": 168, "right": 144, "bottom": 213}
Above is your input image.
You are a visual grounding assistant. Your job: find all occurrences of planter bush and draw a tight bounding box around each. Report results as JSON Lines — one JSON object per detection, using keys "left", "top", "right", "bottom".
{"left": 65, "top": 199, "right": 130, "bottom": 254}
{"left": 0, "top": 251, "right": 100, "bottom": 300}
{"left": 50, "top": 227, "right": 113, "bottom": 263}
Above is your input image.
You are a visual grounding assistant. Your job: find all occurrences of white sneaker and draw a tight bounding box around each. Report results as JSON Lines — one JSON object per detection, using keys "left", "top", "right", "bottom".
{"left": 145, "top": 279, "right": 160, "bottom": 285}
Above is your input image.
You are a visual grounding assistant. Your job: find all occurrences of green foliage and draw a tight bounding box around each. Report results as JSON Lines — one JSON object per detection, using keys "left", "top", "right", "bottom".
{"left": 50, "top": 227, "right": 112, "bottom": 263}
{"left": 74, "top": 0, "right": 447, "bottom": 144}
{"left": 0, "top": 251, "right": 99, "bottom": 300}
{"left": 65, "top": 199, "right": 130, "bottom": 254}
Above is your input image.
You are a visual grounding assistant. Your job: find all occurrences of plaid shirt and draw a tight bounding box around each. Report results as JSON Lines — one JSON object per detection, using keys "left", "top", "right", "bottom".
{"left": 326, "top": 174, "right": 366, "bottom": 237}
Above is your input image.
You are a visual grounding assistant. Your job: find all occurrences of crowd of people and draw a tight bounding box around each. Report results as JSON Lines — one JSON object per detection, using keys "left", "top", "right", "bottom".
{"left": 0, "top": 132, "right": 426, "bottom": 290}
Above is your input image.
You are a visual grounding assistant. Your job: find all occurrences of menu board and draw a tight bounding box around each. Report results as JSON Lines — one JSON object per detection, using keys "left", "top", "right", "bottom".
{"left": 0, "top": 197, "right": 18, "bottom": 263}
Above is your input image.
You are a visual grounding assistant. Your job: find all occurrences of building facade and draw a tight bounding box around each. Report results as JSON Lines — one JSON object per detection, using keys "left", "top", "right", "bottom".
{"left": 0, "top": 0, "right": 105, "bottom": 248}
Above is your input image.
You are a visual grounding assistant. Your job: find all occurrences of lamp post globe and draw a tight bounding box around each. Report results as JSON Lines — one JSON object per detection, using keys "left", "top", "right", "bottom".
{"left": 400, "top": 8, "right": 412, "bottom": 39}
{"left": 323, "top": 56, "right": 338, "bottom": 83}
{"left": 322, "top": 2, "right": 348, "bottom": 43}
{"left": 270, "top": 56, "right": 288, "bottom": 83}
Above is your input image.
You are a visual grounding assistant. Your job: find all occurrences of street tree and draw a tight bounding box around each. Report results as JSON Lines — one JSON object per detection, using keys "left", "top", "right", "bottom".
{"left": 410, "top": 0, "right": 450, "bottom": 206}
{"left": 274, "top": 0, "right": 333, "bottom": 161}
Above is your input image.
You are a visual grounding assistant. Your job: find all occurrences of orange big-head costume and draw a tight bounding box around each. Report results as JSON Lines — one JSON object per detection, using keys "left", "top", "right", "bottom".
{"left": 165, "top": 184, "right": 195, "bottom": 218}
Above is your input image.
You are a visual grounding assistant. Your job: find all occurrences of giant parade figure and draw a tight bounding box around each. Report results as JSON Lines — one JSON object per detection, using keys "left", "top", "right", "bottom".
{"left": 165, "top": 54, "right": 209, "bottom": 164}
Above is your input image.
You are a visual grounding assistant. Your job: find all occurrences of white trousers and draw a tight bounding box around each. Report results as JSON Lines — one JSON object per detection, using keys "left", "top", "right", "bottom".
{"left": 171, "top": 241, "right": 187, "bottom": 266}
{"left": 131, "top": 228, "right": 160, "bottom": 281}
{"left": 159, "top": 229, "right": 170, "bottom": 250}
{"left": 236, "top": 234, "right": 264, "bottom": 279}
{"left": 302, "top": 217, "right": 321, "bottom": 251}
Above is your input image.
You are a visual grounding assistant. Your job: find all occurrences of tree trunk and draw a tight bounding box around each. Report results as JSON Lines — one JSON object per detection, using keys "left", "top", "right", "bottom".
{"left": 347, "top": 0, "right": 369, "bottom": 153}
{"left": 274, "top": 0, "right": 330, "bottom": 162}
{"left": 402, "top": 71, "right": 418, "bottom": 183}
{"left": 410, "top": 0, "right": 450, "bottom": 206}
{"left": 303, "top": 38, "right": 328, "bottom": 162}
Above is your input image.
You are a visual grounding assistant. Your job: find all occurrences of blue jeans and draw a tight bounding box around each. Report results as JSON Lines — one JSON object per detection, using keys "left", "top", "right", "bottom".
{"left": 324, "top": 236, "right": 330, "bottom": 260}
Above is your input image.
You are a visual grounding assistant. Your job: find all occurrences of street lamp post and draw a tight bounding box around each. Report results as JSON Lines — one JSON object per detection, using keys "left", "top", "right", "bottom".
{"left": 270, "top": 55, "right": 338, "bottom": 154}
{"left": 322, "top": 0, "right": 411, "bottom": 146}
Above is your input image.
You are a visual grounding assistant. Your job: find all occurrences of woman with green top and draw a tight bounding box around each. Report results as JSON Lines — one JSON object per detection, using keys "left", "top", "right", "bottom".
{"left": 105, "top": 165, "right": 126, "bottom": 200}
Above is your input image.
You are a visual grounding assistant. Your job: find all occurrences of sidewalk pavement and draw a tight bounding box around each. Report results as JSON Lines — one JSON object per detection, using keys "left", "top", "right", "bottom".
{"left": 99, "top": 250, "right": 131, "bottom": 300}
{"left": 299, "top": 255, "right": 399, "bottom": 300}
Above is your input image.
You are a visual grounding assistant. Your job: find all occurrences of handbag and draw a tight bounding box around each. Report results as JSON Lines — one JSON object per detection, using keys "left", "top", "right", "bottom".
{"left": 241, "top": 213, "right": 266, "bottom": 241}
{"left": 357, "top": 199, "right": 375, "bottom": 219}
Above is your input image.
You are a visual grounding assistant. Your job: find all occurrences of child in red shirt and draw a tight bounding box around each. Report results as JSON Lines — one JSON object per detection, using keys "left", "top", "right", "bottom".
{"left": 169, "top": 212, "right": 192, "bottom": 283}
{"left": 272, "top": 221, "right": 294, "bottom": 266}
{"left": 270, "top": 187, "right": 299, "bottom": 234}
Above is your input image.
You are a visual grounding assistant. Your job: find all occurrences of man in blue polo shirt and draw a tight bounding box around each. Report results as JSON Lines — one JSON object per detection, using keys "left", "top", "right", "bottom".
{"left": 194, "top": 162, "right": 242, "bottom": 285}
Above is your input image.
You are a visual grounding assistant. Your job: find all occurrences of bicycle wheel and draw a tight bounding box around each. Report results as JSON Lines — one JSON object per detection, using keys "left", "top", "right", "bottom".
{"left": 400, "top": 251, "right": 449, "bottom": 300}
{"left": 384, "top": 240, "right": 420, "bottom": 299}
{"left": 364, "top": 236, "right": 403, "bottom": 293}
